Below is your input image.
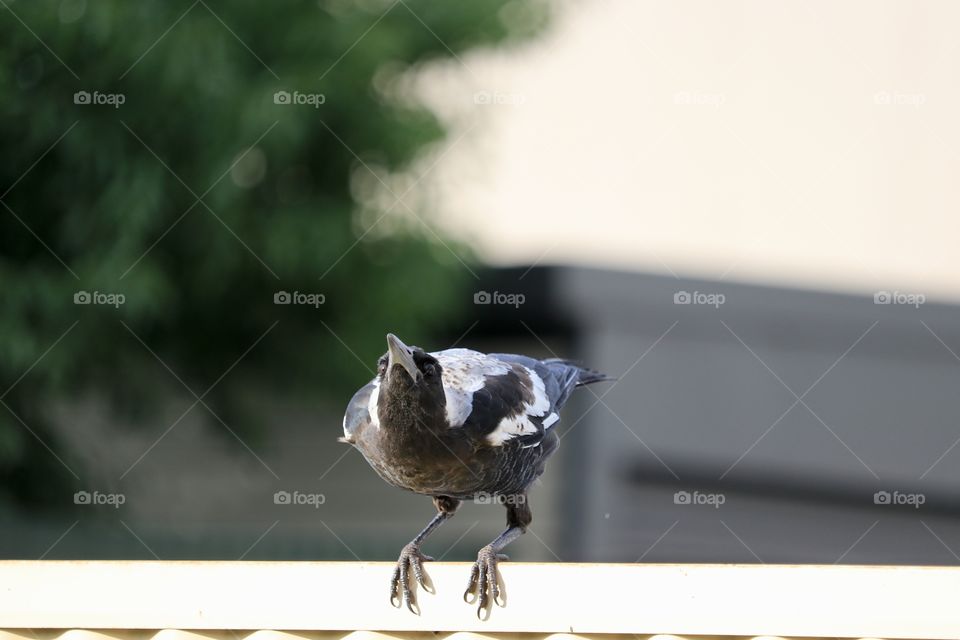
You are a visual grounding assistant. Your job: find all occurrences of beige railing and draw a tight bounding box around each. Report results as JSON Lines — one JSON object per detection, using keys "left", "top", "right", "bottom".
{"left": 0, "top": 561, "right": 956, "bottom": 639}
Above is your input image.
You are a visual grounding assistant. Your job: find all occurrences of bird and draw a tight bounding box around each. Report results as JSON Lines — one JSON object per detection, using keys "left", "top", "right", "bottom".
{"left": 340, "top": 333, "right": 611, "bottom": 617}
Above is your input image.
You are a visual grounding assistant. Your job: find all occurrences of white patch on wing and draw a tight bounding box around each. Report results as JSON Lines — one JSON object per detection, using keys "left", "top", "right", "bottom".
{"left": 432, "top": 349, "right": 511, "bottom": 428}
{"left": 366, "top": 379, "right": 381, "bottom": 429}
{"left": 485, "top": 366, "right": 553, "bottom": 446}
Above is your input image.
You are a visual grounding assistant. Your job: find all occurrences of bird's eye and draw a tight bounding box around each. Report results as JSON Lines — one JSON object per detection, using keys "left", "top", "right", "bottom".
{"left": 422, "top": 363, "right": 437, "bottom": 378}
{"left": 377, "top": 357, "right": 388, "bottom": 376}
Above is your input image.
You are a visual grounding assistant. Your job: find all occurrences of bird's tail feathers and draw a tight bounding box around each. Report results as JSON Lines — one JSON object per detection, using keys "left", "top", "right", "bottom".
{"left": 542, "top": 358, "right": 615, "bottom": 386}
{"left": 576, "top": 368, "right": 616, "bottom": 386}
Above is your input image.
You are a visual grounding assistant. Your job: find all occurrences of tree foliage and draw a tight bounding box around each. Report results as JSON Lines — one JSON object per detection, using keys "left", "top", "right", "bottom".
{"left": 0, "top": 0, "right": 548, "bottom": 504}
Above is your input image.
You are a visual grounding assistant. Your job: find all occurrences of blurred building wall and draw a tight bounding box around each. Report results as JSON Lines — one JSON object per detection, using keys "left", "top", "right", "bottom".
{"left": 553, "top": 267, "right": 960, "bottom": 563}
{"left": 409, "top": 0, "right": 960, "bottom": 301}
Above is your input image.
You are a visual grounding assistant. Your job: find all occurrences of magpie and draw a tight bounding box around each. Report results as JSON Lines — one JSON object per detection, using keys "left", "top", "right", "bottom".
{"left": 340, "top": 333, "right": 611, "bottom": 617}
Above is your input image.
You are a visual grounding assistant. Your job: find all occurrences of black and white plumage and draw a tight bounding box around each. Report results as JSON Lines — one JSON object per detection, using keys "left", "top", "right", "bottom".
{"left": 340, "top": 334, "right": 610, "bottom": 618}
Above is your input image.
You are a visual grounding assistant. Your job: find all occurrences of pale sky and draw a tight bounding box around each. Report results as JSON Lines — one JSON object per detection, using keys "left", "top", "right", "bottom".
{"left": 392, "top": 0, "right": 960, "bottom": 301}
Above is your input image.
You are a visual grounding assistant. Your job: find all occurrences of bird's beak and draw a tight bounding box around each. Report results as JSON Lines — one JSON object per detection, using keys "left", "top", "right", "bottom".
{"left": 386, "top": 333, "right": 421, "bottom": 382}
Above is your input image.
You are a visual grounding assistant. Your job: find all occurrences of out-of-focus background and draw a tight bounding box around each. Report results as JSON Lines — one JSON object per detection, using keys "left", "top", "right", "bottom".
{"left": 3, "top": 0, "right": 960, "bottom": 566}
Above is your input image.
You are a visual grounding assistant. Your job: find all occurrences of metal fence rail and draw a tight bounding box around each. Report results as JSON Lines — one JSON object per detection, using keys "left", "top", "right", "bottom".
{"left": 0, "top": 561, "right": 956, "bottom": 639}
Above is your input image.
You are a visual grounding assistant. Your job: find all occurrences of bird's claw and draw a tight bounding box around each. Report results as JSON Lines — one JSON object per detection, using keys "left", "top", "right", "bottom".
{"left": 463, "top": 546, "right": 508, "bottom": 618}
{"left": 390, "top": 542, "right": 434, "bottom": 614}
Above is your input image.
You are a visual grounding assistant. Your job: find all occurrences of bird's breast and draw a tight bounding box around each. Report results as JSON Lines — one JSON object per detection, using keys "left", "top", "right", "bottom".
{"left": 357, "top": 426, "right": 480, "bottom": 496}
{"left": 354, "top": 423, "right": 556, "bottom": 498}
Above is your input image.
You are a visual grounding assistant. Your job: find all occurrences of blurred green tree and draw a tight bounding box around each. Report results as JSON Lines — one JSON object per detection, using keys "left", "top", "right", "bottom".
{"left": 0, "top": 0, "right": 548, "bottom": 505}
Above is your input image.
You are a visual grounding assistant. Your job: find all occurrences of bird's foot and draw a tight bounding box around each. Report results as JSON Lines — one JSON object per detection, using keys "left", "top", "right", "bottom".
{"left": 390, "top": 542, "right": 434, "bottom": 614}
{"left": 463, "top": 545, "right": 508, "bottom": 619}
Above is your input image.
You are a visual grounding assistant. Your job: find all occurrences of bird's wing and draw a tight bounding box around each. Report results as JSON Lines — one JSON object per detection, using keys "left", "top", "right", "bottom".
{"left": 341, "top": 379, "right": 378, "bottom": 444}
{"left": 429, "top": 348, "right": 505, "bottom": 427}
{"left": 432, "top": 349, "right": 570, "bottom": 448}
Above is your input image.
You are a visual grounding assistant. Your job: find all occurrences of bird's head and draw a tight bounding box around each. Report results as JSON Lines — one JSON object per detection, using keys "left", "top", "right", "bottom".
{"left": 376, "top": 334, "right": 446, "bottom": 421}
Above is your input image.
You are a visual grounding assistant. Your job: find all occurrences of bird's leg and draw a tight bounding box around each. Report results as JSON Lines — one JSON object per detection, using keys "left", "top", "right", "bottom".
{"left": 464, "top": 495, "right": 531, "bottom": 618}
{"left": 391, "top": 495, "right": 460, "bottom": 614}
